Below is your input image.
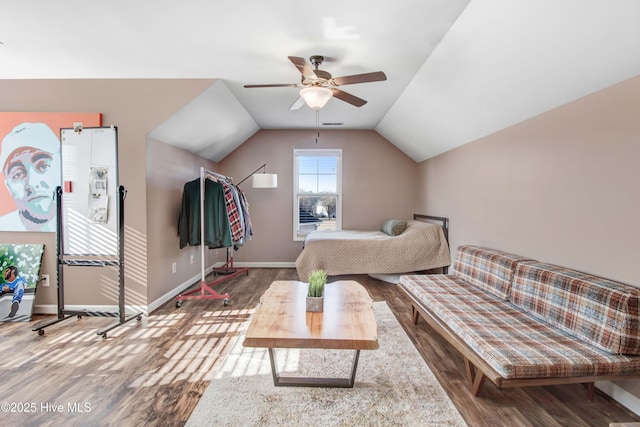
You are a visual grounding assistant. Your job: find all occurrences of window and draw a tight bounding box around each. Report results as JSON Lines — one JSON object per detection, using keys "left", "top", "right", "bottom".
{"left": 293, "top": 149, "right": 342, "bottom": 241}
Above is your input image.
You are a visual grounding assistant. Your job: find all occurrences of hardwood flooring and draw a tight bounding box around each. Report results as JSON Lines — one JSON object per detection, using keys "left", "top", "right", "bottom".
{"left": 1, "top": 268, "right": 639, "bottom": 426}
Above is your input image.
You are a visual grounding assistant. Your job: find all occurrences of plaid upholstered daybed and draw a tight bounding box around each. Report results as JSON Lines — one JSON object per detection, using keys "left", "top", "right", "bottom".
{"left": 399, "top": 245, "right": 640, "bottom": 400}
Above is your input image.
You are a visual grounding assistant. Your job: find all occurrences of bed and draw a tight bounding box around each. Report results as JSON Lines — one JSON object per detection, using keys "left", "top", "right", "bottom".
{"left": 295, "top": 214, "right": 451, "bottom": 281}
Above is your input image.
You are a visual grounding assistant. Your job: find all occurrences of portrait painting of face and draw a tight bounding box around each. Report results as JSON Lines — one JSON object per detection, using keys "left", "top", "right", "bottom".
{"left": 4, "top": 147, "right": 60, "bottom": 224}
{"left": 0, "top": 113, "right": 102, "bottom": 232}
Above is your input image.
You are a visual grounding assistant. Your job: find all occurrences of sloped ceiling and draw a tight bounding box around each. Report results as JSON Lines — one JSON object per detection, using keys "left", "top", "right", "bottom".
{"left": 377, "top": 0, "right": 640, "bottom": 161}
{"left": 147, "top": 80, "right": 260, "bottom": 162}
{"left": 1, "top": 1, "right": 639, "bottom": 162}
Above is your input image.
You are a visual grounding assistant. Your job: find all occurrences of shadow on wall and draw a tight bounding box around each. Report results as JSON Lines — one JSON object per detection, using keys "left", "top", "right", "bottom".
{"left": 121, "top": 225, "right": 147, "bottom": 308}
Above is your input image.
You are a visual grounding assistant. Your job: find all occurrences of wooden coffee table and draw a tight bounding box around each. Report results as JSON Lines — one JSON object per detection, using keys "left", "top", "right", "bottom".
{"left": 243, "top": 280, "right": 378, "bottom": 388}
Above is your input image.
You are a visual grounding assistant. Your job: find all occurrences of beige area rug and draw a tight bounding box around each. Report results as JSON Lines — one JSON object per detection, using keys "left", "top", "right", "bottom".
{"left": 186, "top": 301, "right": 467, "bottom": 427}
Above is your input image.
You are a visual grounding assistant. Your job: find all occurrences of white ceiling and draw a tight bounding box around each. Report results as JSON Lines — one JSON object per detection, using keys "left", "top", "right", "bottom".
{"left": 2, "top": 0, "right": 640, "bottom": 163}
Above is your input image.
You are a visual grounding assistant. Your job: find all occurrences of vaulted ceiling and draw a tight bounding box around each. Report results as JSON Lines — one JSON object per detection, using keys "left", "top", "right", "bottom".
{"left": 2, "top": 1, "right": 639, "bottom": 162}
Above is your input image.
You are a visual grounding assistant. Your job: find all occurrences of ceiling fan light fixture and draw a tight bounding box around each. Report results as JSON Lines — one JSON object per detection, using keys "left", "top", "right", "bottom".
{"left": 299, "top": 86, "right": 333, "bottom": 109}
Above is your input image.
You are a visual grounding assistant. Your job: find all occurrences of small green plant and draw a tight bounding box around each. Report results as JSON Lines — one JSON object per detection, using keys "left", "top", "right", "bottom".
{"left": 307, "top": 269, "right": 327, "bottom": 297}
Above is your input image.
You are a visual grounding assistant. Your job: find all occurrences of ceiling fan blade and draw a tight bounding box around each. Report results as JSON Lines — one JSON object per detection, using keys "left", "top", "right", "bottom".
{"left": 244, "top": 84, "right": 299, "bottom": 88}
{"left": 289, "top": 96, "right": 306, "bottom": 110}
{"left": 330, "top": 88, "right": 367, "bottom": 107}
{"left": 288, "top": 56, "right": 317, "bottom": 80}
{"left": 332, "top": 71, "right": 387, "bottom": 86}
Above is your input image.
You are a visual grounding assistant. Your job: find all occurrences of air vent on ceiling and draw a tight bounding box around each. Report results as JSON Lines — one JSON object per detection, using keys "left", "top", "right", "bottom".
{"left": 322, "top": 122, "right": 344, "bottom": 126}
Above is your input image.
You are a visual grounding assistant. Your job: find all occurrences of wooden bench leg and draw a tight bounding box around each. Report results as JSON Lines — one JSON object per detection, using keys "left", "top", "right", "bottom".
{"left": 464, "top": 358, "right": 487, "bottom": 396}
{"left": 586, "top": 382, "right": 594, "bottom": 402}
{"left": 411, "top": 305, "right": 420, "bottom": 325}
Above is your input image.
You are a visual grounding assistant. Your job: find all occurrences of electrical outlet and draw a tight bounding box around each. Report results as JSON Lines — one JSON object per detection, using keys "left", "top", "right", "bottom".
{"left": 42, "top": 274, "right": 50, "bottom": 287}
{"left": 172, "top": 262, "right": 177, "bottom": 274}
{"left": 190, "top": 254, "right": 194, "bottom": 264}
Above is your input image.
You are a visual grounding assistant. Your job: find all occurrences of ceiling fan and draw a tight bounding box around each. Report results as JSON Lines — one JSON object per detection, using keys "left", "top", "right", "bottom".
{"left": 244, "top": 55, "right": 387, "bottom": 110}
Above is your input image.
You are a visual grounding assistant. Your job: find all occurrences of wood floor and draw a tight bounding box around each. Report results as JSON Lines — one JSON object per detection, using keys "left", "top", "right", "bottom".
{"left": 1, "top": 268, "right": 639, "bottom": 427}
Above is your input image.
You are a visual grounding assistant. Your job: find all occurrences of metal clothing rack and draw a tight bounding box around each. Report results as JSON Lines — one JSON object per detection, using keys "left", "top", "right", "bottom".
{"left": 175, "top": 167, "right": 249, "bottom": 308}
{"left": 33, "top": 185, "right": 143, "bottom": 338}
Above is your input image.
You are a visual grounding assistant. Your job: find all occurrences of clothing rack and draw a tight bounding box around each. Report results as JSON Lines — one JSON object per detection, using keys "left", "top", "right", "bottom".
{"left": 32, "top": 185, "right": 144, "bottom": 338}
{"left": 175, "top": 167, "right": 249, "bottom": 308}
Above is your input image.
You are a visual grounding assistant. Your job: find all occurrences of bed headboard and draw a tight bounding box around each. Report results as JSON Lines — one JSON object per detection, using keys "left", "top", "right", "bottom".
{"left": 413, "top": 214, "right": 450, "bottom": 273}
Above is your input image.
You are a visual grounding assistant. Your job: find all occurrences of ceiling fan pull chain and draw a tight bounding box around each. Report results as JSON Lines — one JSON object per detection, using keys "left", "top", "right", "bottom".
{"left": 315, "top": 109, "right": 320, "bottom": 143}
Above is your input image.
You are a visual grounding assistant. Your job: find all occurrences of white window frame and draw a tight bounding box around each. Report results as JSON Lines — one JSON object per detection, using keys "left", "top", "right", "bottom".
{"left": 293, "top": 149, "right": 342, "bottom": 241}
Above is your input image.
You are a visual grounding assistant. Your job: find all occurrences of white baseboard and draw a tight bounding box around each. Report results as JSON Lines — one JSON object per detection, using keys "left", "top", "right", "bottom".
{"left": 34, "top": 304, "right": 147, "bottom": 316}
{"left": 232, "top": 261, "right": 296, "bottom": 268}
{"left": 596, "top": 381, "right": 640, "bottom": 416}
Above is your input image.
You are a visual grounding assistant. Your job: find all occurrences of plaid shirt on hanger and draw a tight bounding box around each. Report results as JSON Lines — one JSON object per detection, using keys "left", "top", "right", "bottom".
{"left": 220, "top": 181, "right": 244, "bottom": 243}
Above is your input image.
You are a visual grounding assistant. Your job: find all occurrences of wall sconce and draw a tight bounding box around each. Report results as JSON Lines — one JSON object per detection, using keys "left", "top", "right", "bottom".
{"left": 299, "top": 86, "right": 333, "bottom": 109}
{"left": 237, "top": 163, "right": 278, "bottom": 188}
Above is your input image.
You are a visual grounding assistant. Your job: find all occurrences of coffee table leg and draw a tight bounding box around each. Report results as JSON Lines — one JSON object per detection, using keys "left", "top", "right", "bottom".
{"left": 268, "top": 348, "right": 361, "bottom": 388}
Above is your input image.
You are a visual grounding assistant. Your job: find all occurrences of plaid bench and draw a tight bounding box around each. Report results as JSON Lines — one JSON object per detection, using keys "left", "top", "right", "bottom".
{"left": 399, "top": 245, "right": 640, "bottom": 399}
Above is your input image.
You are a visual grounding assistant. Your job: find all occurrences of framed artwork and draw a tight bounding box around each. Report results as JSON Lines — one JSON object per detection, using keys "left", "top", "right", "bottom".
{"left": 1, "top": 243, "right": 45, "bottom": 322}
{"left": 0, "top": 112, "right": 102, "bottom": 232}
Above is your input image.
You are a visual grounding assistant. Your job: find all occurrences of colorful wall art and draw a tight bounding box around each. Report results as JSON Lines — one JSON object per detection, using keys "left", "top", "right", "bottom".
{"left": 1, "top": 243, "right": 45, "bottom": 322}
{"left": 0, "top": 112, "right": 101, "bottom": 232}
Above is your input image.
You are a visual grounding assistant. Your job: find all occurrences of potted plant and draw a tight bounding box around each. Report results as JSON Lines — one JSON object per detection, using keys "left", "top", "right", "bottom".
{"left": 306, "top": 269, "right": 327, "bottom": 312}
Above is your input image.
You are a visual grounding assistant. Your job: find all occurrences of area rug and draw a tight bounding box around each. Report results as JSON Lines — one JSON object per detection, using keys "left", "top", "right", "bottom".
{"left": 186, "top": 301, "right": 467, "bottom": 426}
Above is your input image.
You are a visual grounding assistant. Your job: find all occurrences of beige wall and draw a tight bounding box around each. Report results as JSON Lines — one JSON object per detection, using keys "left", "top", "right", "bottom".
{"left": 418, "top": 74, "right": 640, "bottom": 407}
{"left": 0, "top": 79, "right": 216, "bottom": 309}
{"left": 418, "top": 74, "right": 640, "bottom": 285}
{"left": 146, "top": 138, "right": 221, "bottom": 305}
{"left": 219, "top": 129, "right": 419, "bottom": 266}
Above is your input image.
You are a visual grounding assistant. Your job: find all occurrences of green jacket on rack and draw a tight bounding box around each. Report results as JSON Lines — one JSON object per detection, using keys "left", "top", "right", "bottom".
{"left": 178, "top": 178, "right": 233, "bottom": 249}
